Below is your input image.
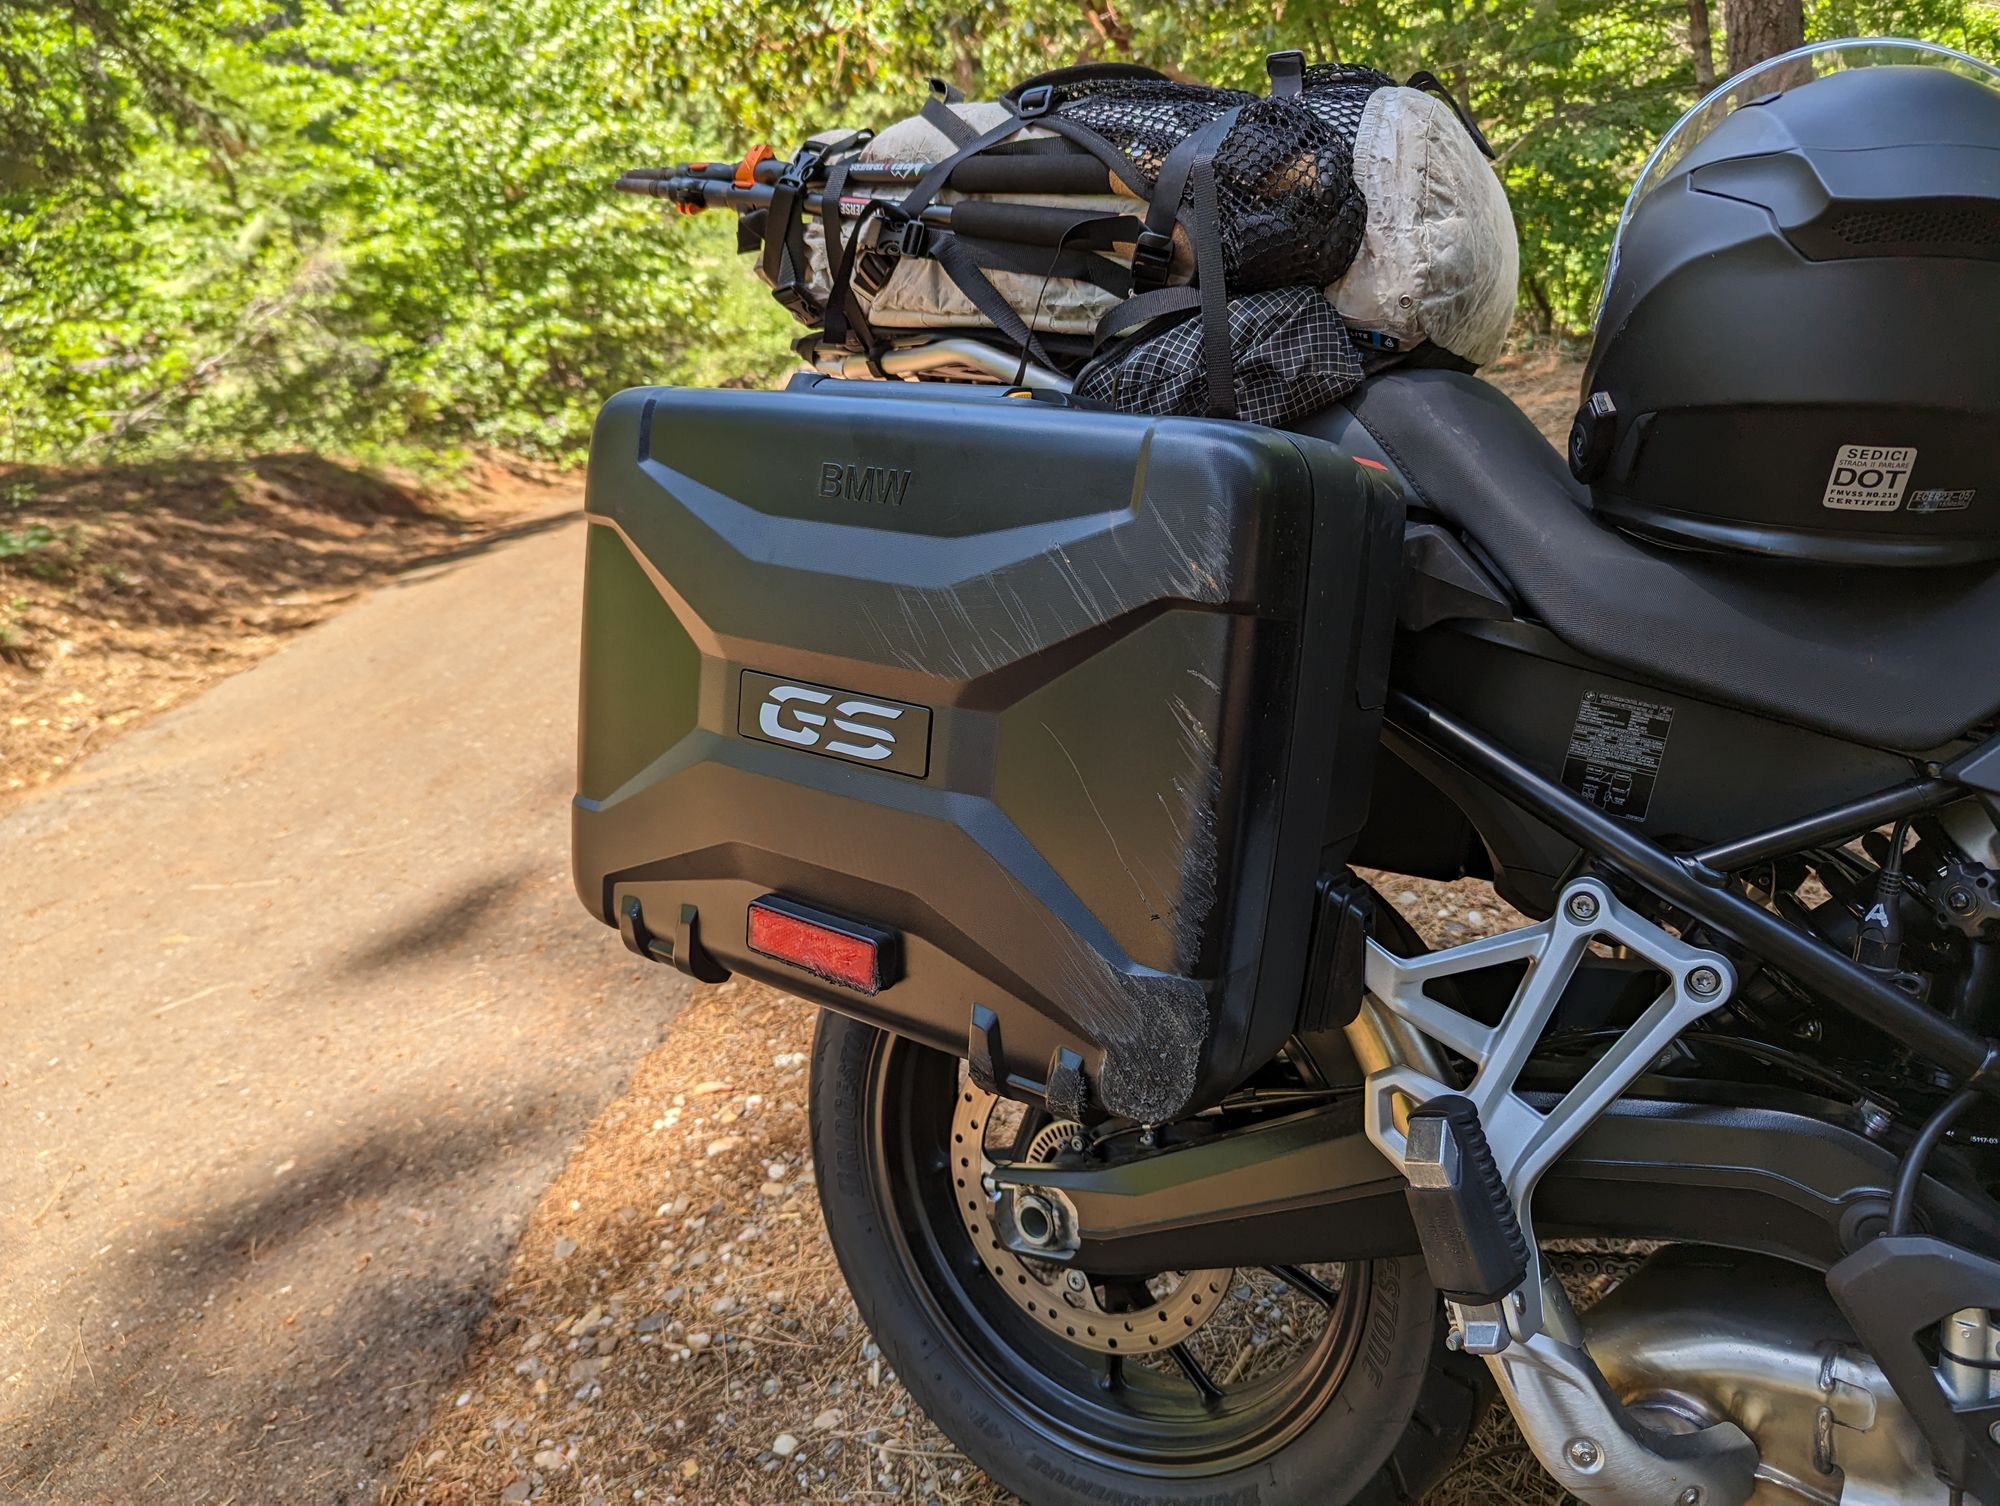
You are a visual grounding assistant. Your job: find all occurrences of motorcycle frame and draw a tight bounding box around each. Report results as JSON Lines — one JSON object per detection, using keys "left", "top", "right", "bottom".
{"left": 993, "top": 691, "right": 2000, "bottom": 1271}
{"left": 1385, "top": 689, "right": 2000, "bottom": 1098}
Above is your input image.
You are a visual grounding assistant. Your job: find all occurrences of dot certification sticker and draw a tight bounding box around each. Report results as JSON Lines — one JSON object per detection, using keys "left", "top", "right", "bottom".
{"left": 1822, "top": 444, "right": 1917, "bottom": 512}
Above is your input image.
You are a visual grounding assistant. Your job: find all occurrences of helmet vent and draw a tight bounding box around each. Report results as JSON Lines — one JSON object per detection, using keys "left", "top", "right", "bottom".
{"left": 1827, "top": 202, "right": 2000, "bottom": 250}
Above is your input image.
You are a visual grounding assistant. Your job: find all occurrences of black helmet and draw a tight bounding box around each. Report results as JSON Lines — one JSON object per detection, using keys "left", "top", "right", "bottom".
{"left": 1572, "top": 40, "right": 2000, "bottom": 567}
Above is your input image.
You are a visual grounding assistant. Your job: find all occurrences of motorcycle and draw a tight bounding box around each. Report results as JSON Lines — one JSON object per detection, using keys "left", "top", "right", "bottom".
{"left": 574, "top": 39, "right": 2000, "bottom": 1505}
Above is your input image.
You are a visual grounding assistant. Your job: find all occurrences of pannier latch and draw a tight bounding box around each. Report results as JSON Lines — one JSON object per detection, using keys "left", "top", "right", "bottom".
{"left": 618, "top": 894, "right": 729, "bottom": 984}
{"left": 1297, "top": 870, "right": 1374, "bottom": 1032}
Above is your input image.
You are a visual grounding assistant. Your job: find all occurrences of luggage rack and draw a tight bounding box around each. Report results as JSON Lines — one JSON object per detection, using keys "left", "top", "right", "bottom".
{"left": 808, "top": 334, "right": 1072, "bottom": 391}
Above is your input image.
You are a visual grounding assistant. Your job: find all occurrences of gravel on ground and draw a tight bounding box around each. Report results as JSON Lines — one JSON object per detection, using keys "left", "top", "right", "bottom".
{"left": 379, "top": 878, "right": 1598, "bottom": 1506}
{"left": 8, "top": 348, "right": 1595, "bottom": 1504}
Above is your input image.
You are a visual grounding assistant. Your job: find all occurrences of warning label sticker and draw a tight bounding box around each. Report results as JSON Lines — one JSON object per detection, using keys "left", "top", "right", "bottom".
{"left": 1822, "top": 444, "right": 1917, "bottom": 512}
{"left": 1561, "top": 691, "right": 1674, "bottom": 822}
{"left": 1910, "top": 488, "right": 1975, "bottom": 514}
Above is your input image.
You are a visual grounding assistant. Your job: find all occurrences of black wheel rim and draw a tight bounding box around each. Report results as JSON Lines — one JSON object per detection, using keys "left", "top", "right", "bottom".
{"left": 861, "top": 1030, "right": 1372, "bottom": 1477}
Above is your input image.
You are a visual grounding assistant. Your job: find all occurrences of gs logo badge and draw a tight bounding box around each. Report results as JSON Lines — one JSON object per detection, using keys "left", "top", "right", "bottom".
{"left": 738, "top": 671, "right": 932, "bottom": 778}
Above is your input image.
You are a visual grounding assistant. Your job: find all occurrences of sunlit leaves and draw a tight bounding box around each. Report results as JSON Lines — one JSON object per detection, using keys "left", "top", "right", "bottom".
{"left": 3, "top": 0, "right": 1991, "bottom": 460}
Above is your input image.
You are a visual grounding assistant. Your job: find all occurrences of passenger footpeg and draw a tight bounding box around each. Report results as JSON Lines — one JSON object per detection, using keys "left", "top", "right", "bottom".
{"left": 1403, "top": 1095, "right": 1529, "bottom": 1307}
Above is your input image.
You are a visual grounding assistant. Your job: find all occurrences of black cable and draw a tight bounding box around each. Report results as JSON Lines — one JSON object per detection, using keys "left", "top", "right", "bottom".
{"left": 1854, "top": 816, "right": 1916, "bottom": 971}
{"left": 1534, "top": 1027, "right": 1879, "bottom": 1104}
{"left": 1888, "top": 1086, "right": 1979, "bottom": 1237}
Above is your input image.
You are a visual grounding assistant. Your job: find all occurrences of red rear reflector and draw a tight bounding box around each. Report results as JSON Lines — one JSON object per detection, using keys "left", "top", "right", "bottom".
{"left": 746, "top": 896, "right": 898, "bottom": 995}
{"left": 1354, "top": 456, "right": 1390, "bottom": 473}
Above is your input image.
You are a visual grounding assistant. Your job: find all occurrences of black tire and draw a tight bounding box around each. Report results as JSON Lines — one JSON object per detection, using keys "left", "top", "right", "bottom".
{"left": 809, "top": 1010, "right": 1490, "bottom": 1506}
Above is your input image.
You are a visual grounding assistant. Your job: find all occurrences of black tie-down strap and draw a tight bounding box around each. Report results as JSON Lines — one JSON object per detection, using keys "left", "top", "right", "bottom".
{"left": 760, "top": 131, "right": 869, "bottom": 324}
{"left": 822, "top": 101, "right": 1149, "bottom": 377}
{"left": 815, "top": 53, "right": 1352, "bottom": 405}
{"left": 1076, "top": 103, "right": 1244, "bottom": 415}
{"left": 819, "top": 99, "right": 1023, "bottom": 355}
{"left": 1179, "top": 109, "right": 1245, "bottom": 418}
{"left": 1021, "top": 87, "right": 1255, "bottom": 418}
{"left": 920, "top": 82, "right": 979, "bottom": 148}
{"left": 759, "top": 141, "right": 825, "bottom": 323}
{"left": 1405, "top": 69, "right": 1496, "bottom": 159}
{"left": 941, "top": 218, "right": 1142, "bottom": 298}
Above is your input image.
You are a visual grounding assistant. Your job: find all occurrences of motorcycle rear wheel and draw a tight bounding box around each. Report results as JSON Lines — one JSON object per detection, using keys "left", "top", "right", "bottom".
{"left": 808, "top": 1009, "right": 1489, "bottom": 1504}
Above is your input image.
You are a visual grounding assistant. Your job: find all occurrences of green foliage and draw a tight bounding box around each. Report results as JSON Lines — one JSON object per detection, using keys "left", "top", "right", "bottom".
{"left": 3, "top": 0, "right": 797, "bottom": 462}
{"left": 0, "top": 525, "right": 59, "bottom": 559}
{"left": 0, "top": 522, "right": 86, "bottom": 581}
{"left": 3, "top": 0, "right": 1995, "bottom": 463}
{"left": 0, "top": 1, "right": 219, "bottom": 196}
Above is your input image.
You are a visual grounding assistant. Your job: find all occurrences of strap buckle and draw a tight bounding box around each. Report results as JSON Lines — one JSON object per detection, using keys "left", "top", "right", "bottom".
{"left": 882, "top": 217, "right": 932, "bottom": 259}
{"left": 1130, "top": 227, "right": 1174, "bottom": 290}
{"left": 1265, "top": 49, "right": 1306, "bottom": 96}
{"left": 769, "top": 277, "right": 820, "bottom": 322}
{"left": 776, "top": 143, "right": 824, "bottom": 195}
{"left": 1015, "top": 83, "right": 1056, "bottom": 119}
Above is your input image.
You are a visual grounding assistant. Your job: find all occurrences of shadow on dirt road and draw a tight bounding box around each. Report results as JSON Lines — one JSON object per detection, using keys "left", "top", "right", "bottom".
{"left": 1, "top": 503, "right": 688, "bottom": 1504}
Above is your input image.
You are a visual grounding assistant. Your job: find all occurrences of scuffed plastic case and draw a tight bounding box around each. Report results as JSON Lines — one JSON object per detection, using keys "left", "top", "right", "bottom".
{"left": 572, "top": 378, "right": 1400, "bottom": 1122}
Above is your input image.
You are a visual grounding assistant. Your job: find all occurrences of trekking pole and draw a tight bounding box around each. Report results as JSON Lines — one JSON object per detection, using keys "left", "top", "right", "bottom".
{"left": 619, "top": 152, "right": 1113, "bottom": 197}
{"left": 613, "top": 173, "right": 1132, "bottom": 251}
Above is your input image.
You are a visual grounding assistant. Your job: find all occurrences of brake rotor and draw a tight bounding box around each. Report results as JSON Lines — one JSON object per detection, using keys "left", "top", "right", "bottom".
{"left": 951, "top": 1083, "right": 1234, "bottom": 1354}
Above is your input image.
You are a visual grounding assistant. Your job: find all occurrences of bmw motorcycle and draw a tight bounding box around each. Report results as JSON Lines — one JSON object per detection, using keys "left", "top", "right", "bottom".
{"left": 572, "top": 41, "right": 2000, "bottom": 1505}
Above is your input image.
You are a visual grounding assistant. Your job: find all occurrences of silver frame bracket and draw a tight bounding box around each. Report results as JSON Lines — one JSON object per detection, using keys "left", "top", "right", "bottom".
{"left": 1362, "top": 876, "right": 1735, "bottom": 1338}
{"left": 1358, "top": 877, "right": 1760, "bottom": 1506}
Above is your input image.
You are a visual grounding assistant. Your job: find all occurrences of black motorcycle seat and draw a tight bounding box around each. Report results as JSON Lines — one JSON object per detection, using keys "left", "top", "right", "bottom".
{"left": 1291, "top": 368, "right": 2000, "bottom": 752}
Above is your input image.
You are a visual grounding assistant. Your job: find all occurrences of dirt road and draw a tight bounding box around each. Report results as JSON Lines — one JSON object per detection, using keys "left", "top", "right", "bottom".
{"left": 0, "top": 503, "right": 690, "bottom": 1504}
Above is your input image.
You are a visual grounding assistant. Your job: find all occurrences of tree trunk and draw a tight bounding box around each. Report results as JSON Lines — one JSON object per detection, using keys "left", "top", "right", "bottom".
{"left": 1725, "top": 0, "right": 1804, "bottom": 78}
{"left": 1686, "top": 0, "right": 1717, "bottom": 90}
{"left": 1524, "top": 273, "right": 1557, "bottom": 336}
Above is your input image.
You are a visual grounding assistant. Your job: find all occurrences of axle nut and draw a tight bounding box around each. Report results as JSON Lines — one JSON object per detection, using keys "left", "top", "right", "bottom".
{"left": 1015, "top": 1192, "right": 1063, "bottom": 1250}
{"left": 1565, "top": 892, "right": 1601, "bottom": 924}
{"left": 1565, "top": 1437, "right": 1603, "bottom": 1472}
{"left": 1678, "top": 1490, "right": 1704, "bottom": 1506}
{"left": 1687, "top": 965, "right": 1724, "bottom": 999}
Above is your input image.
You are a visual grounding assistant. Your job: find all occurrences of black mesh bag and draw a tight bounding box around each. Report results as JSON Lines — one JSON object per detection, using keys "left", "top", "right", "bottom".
{"left": 992, "top": 58, "right": 1397, "bottom": 423}
{"left": 1028, "top": 63, "right": 1393, "bottom": 292}
{"left": 1072, "top": 285, "right": 1363, "bottom": 427}
{"left": 786, "top": 54, "right": 1485, "bottom": 425}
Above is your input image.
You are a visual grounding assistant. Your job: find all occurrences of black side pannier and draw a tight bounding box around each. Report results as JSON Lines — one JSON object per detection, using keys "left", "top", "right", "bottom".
{"left": 572, "top": 380, "right": 1400, "bottom": 1122}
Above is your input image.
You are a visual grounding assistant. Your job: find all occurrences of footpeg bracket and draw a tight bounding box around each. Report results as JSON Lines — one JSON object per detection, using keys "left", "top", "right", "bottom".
{"left": 1357, "top": 876, "right": 1757, "bottom": 1505}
